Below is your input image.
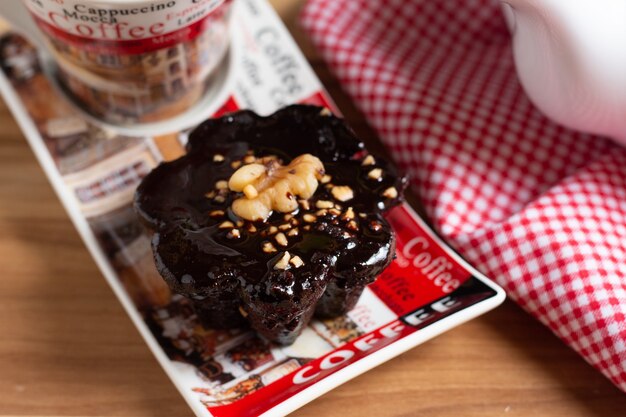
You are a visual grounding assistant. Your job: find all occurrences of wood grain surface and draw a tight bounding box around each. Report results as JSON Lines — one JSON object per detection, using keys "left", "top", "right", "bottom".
{"left": 1, "top": 1, "right": 626, "bottom": 416}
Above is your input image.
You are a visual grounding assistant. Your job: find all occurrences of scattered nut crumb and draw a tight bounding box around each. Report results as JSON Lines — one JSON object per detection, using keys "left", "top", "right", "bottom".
{"left": 214, "top": 195, "right": 226, "bottom": 203}
{"left": 268, "top": 226, "right": 278, "bottom": 235}
{"left": 219, "top": 221, "right": 234, "bottom": 229}
{"left": 278, "top": 223, "right": 291, "bottom": 231}
{"left": 382, "top": 187, "right": 398, "bottom": 199}
{"left": 213, "top": 154, "right": 225, "bottom": 162}
{"left": 236, "top": 220, "right": 244, "bottom": 227}
{"left": 274, "top": 251, "right": 291, "bottom": 270}
{"left": 283, "top": 214, "right": 293, "bottom": 221}
{"left": 331, "top": 185, "right": 354, "bottom": 202}
{"left": 367, "top": 168, "right": 383, "bottom": 180}
{"left": 247, "top": 224, "right": 257, "bottom": 233}
{"left": 275, "top": 232, "right": 288, "bottom": 246}
{"left": 216, "top": 180, "right": 228, "bottom": 189}
{"left": 262, "top": 241, "right": 277, "bottom": 253}
{"left": 231, "top": 160, "right": 242, "bottom": 169}
{"left": 205, "top": 190, "right": 216, "bottom": 199}
{"left": 342, "top": 207, "right": 355, "bottom": 220}
{"left": 239, "top": 306, "right": 248, "bottom": 317}
{"left": 227, "top": 229, "right": 241, "bottom": 239}
{"left": 287, "top": 228, "right": 299, "bottom": 237}
{"left": 329, "top": 208, "right": 341, "bottom": 216}
{"left": 243, "top": 184, "right": 258, "bottom": 199}
{"left": 321, "top": 174, "right": 332, "bottom": 184}
{"left": 346, "top": 220, "right": 358, "bottom": 231}
{"left": 298, "top": 199, "right": 310, "bottom": 210}
{"left": 316, "top": 200, "right": 334, "bottom": 209}
{"left": 303, "top": 225, "right": 311, "bottom": 231}
{"left": 243, "top": 155, "right": 256, "bottom": 164}
{"left": 320, "top": 107, "right": 332, "bottom": 116}
{"left": 209, "top": 210, "right": 225, "bottom": 217}
{"left": 316, "top": 209, "right": 328, "bottom": 216}
{"left": 290, "top": 218, "right": 299, "bottom": 226}
{"left": 359, "top": 213, "right": 367, "bottom": 219}
{"left": 362, "top": 155, "right": 376, "bottom": 166}
{"left": 303, "top": 214, "right": 316, "bottom": 223}
{"left": 290, "top": 255, "right": 304, "bottom": 268}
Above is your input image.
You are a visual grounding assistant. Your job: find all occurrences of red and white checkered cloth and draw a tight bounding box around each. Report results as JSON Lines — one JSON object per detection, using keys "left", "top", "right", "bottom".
{"left": 301, "top": 0, "right": 626, "bottom": 392}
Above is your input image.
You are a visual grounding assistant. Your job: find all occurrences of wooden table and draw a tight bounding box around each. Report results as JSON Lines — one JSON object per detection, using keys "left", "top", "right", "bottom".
{"left": 2, "top": 1, "right": 626, "bottom": 416}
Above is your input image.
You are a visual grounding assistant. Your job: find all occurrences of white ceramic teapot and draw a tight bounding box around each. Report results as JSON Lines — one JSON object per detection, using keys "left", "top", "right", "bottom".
{"left": 502, "top": 0, "right": 626, "bottom": 144}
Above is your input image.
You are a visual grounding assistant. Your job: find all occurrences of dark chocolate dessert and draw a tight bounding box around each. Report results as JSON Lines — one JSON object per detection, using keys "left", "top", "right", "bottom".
{"left": 135, "top": 105, "right": 407, "bottom": 345}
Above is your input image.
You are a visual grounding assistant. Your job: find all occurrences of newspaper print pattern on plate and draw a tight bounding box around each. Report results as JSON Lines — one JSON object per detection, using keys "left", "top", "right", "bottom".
{"left": 0, "top": 0, "right": 504, "bottom": 416}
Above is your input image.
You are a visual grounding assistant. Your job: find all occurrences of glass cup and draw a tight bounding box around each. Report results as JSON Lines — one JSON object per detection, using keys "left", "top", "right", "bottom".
{"left": 1, "top": 0, "right": 233, "bottom": 124}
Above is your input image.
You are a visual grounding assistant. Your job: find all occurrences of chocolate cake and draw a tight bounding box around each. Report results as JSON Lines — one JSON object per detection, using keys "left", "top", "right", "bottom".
{"left": 134, "top": 105, "right": 407, "bottom": 345}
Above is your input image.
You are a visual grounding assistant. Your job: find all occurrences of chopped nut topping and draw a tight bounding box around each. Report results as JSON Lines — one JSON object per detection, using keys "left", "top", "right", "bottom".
{"left": 316, "top": 200, "right": 334, "bottom": 209}
{"left": 320, "top": 107, "right": 332, "bottom": 116}
{"left": 367, "top": 168, "right": 383, "bottom": 180}
{"left": 219, "top": 221, "right": 234, "bottom": 229}
{"left": 278, "top": 223, "right": 291, "bottom": 231}
{"left": 298, "top": 199, "right": 310, "bottom": 210}
{"left": 342, "top": 207, "right": 355, "bottom": 220}
{"left": 303, "top": 214, "right": 316, "bottom": 223}
{"left": 238, "top": 306, "right": 248, "bottom": 317}
{"left": 213, "top": 154, "right": 225, "bottom": 162}
{"left": 262, "top": 241, "right": 277, "bottom": 253}
{"left": 216, "top": 180, "right": 228, "bottom": 190}
{"left": 362, "top": 155, "right": 376, "bottom": 166}
{"left": 229, "top": 154, "right": 324, "bottom": 221}
{"left": 321, "top": 174, "right": 332, "bottom": 184}
{"left": 247, "top": 224, "right": 257, "bottom": 233}
{"left": 331, "top": 185, "right": 354, "bottom": 202}
{"left": 231, "top": 160, "right": 242, "bottom": 169}
{"left": 316, "top": 209, "right": 328, "bottom": 216}
{"left": 227, "top": 229, "right": 241, "bottom": 239}
{"left": 283, "top": 214, "right": 293, "bottom": 221}
{"left": 275, "top": 232, "right": 288, "bottom": 247}
{"left": 268, "top": 226, "right": 278, "bottom": 235}
{"left": 287, "top": 228, "right": 299, "bottom": 237}
{"left": 274, "top": 251, "right": 291, "bottom": 270}
{"left": 236, "top": 220, "right": 244, "bottom": 227}
{"left": 205, "top": 190, "right": 216, "bottom": 199}
{"left": 328, "top": 208, "right": 341, "bottom": 216}
{"left": 209, "top": 210, "right": 225, "bottom": 217}
{"left": 243, "top": 184, "right": 258, "bottom": 199}
{"left": 229, "top": 164, "right": 266, "bottom": 190}
{"left": 346, "top": 220, "right": 358, "bottom": 231}
{"left": 290, "top": 255, "right": 304, "bottom": 268}
{"left": 214, "top": 195, "right": 226, "bottom": 203}
{"left": 243, "top": 155, "right": 256, "bottom": 164}
{"left": 359, "top": 213, "right": 367, "bottom": 219}
{"left": 382, "top": 186, "right": 398, "bottom": 199}
{"left": 303, "top": 225, "right": 311, "bottom": 231}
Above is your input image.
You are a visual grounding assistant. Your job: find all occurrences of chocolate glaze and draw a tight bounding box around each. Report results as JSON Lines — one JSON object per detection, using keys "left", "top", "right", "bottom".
{"left": 135, "top": 105, "right": 407, "bottom": 344}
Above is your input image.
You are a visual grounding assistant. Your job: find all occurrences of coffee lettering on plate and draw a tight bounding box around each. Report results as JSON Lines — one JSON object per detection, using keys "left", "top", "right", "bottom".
{"left": 256, "top": 27, "right": 304, "bottom": 106}
{"left": 402, "top": 236, "right": 461, "bottom": 294}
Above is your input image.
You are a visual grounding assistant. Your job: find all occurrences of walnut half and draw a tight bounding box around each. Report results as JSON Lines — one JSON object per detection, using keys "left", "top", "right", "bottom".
{"left": 228, "top": 154, "right": 324, "bottom": 221}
